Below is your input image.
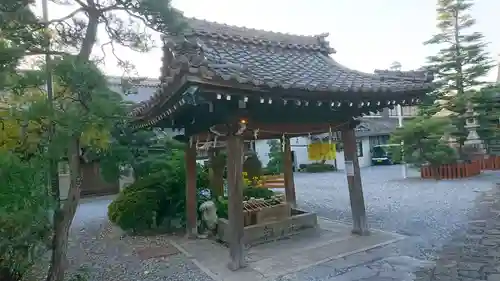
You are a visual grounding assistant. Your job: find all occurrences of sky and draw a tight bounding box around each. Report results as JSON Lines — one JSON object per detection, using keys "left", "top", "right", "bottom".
{"left": 36, "top": 0, "right": 500, "bottom": 81}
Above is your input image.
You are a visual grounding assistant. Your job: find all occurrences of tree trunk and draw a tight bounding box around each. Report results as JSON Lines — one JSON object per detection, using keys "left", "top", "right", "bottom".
{"left": 46, "top": 138, "right": 82, "bottom": 281}
{"left": 46, "top": 9, "right": 98, "bottom": 281}
{"left": 46, "top": 209, "right": 68, "bottom": 281}
{"left": 431, "top": 165, "right": 441, "bottom": 180}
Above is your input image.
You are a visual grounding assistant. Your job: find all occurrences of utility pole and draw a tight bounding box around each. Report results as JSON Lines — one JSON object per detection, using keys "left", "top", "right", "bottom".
{"left": 42, "top": 0, "right": 60, "bottom": 201}
{"left": 396, "top": 104, "right": 407, "bottom": 179}
{"left": 390, "top": 61, "right": 407, "bottom": 179}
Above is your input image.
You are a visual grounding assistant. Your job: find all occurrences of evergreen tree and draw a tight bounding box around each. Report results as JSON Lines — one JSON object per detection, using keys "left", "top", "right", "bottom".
{"left": 423, "top": 0, "right": 494, "bottom": 158}
{"left": 471, "top": 84, "right": 500, "bottom": 153}
{"left": 266, "top": 139, "right": 283, "bottom": 174}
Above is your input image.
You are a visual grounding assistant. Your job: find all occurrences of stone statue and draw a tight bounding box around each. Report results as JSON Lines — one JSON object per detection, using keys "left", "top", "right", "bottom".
{"left": 199, "top": 200, "right": 218, "bottom": 237}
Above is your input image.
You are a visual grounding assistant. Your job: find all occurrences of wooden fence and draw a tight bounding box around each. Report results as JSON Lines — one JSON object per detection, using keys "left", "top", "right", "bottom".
{"left": 421, "top": 161, "right": 481, "bottom": 180}
{"left": 476, "top": 155, "right": 500, "bottom": 170}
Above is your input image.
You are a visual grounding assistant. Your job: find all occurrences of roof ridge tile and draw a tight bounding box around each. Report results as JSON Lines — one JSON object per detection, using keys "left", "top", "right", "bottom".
{"left": 182, "top": 17, "right": 335, "bottom": 54}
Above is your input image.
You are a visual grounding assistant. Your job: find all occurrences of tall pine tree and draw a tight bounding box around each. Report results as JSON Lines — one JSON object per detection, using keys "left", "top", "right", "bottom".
{"left": 423, "top": 0, "right": 494, "bottom": 158}
{"left": 472, "top": 84, "right": 500, "bottom": 153}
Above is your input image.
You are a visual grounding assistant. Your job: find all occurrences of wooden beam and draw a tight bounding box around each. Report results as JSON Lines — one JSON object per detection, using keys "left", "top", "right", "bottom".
{"left": 341, "top": 126, "right": 370, "bottom": 236}
{"left": 283, "top": 137, "right": 296, "bottom": 207}
{"left": 194, "top": 122, "right": 346, "bottom": 141}
{"left": 226, "top": 133, "right": 246, "bottom": 270}
{"left": 185, "top": 141, "right": 198, "bottom": 238}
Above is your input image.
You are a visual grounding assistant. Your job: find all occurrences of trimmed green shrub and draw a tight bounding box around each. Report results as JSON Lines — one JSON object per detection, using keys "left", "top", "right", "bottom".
{"left": 107, "top": 190, "right": 160, "bottom": 233}
{"left": 301, "top": 163, "right": 336, "bottom": 173}
{"left": 108, "top": 149, "right": 210, "bottom": 234}
{"left": 243, "top": 153, "right": 263, "bottom": 180}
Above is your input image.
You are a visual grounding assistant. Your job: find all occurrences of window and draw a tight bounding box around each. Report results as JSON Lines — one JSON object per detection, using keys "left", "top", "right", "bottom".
{"left": 372, "top": 146, "right": 386, "bottom": 158}
{"left": 356, "top": 140, "right": 363, "bottom": 157}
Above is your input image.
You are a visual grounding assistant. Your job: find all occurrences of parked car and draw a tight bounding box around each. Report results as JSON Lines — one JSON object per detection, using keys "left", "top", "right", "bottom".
{"left": 371, "top": 144, "right": 402, "bottom": 165}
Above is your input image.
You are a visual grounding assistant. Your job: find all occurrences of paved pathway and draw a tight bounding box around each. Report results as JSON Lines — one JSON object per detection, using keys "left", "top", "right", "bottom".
{"left": 273, "top": 166, "right": 500, "bottom": 280}
{"left": 414, "top": 184, "right": 500, "bottom": 281}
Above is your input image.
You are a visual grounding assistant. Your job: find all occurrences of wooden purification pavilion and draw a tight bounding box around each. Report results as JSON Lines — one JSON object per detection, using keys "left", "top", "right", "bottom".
{"left": 130, "top": 17, "right": 434, "bottom": 270}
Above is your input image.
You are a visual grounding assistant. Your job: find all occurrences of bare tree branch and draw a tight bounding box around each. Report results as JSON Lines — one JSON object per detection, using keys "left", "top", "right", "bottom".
{"left": 100, "top": 6, "right": 174, "bottom": 34}
{"left": 73, "top": 0, "right": 89, "bottom": 8}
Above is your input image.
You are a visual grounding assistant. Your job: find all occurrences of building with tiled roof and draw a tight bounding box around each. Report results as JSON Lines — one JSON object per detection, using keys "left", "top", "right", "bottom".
{"left": 109, "top": 17, "right": 437, "bottom": 265}
{"left": 130, "top": 17, "right": 432, "bottom": 172}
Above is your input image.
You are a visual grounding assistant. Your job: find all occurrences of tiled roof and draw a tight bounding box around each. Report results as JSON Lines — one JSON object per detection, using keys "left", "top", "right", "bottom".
{"left": 181, "top": 18, "right": 335, "bottom": 54}
{"left": 175, "top": 17, "right": 433, "bottom": 90}
{"left": 355, "top": 118, "right": 399, "bottom": 137}
{"left": 132, "top": 18, "right": 433, "bottom": 117}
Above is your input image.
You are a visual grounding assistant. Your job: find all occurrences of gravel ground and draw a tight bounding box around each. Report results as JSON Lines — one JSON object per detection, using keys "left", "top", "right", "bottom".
{"left": 414, "top": 186, "right": 500, "bottom": 280}
{"left": 295, "top": 165, "right": 500, "bottom": 259}
{"left": 55, "top": 165, "right": 499, "bottom": 281}
{"left": 59, "top": 197, "right": 214, "bottom": 281}
{"left": 272, "top": 165, "right": 500, "bottom": 281}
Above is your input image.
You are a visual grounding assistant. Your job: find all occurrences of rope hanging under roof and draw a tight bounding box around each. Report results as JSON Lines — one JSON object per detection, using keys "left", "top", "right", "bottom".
{"left": 194, "top": 121, "right": 352, "bottom": 151}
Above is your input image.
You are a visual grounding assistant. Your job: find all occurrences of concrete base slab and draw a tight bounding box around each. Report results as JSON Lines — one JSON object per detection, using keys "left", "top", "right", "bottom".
{"left": 170, "top": 217, "right": 406, "bottom": 281}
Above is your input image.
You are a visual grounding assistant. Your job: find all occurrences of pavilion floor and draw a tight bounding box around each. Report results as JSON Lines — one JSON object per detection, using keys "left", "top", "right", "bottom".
{"left": 169, "top": 217, "right": 404, "bottom": 281}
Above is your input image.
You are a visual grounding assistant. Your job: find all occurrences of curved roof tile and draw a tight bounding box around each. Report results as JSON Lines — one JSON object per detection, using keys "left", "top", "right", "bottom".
{"left": 182, "top": 17, "right": 335, "bottom": 54}
{"left": 131, "top": 17, "right": 434, "bottom": 118}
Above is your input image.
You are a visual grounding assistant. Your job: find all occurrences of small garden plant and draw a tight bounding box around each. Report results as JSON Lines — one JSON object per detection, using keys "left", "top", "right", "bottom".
{"left": 215, "top": 169, "right": 276, "bottom": 219}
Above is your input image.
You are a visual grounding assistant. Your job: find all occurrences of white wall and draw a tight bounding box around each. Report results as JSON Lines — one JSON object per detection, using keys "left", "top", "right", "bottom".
{"left": 255, "top": 140, "right": 272, "bottom": 167}
{"left": 355, "top": 137, "right": 372, "bottom": 169}
{"left": 255, "top": 136, "right": 372, "bottom": 171}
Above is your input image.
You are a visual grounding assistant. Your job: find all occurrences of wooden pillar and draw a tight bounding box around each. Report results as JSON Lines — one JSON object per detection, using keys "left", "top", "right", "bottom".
{"left": 226, "top": 134, "right": 246, "bottom": 271}
{"left": 208, "top": 148, "right": 224, "bottom": 198}
{"left": 185, "top": 141, "right": 198, "bottom": 238}
{"left": 283, "top": 137, "right": 296, "bottom": 207}
{"left": 341, "top": 127, "right": 370, "bottom": 236}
